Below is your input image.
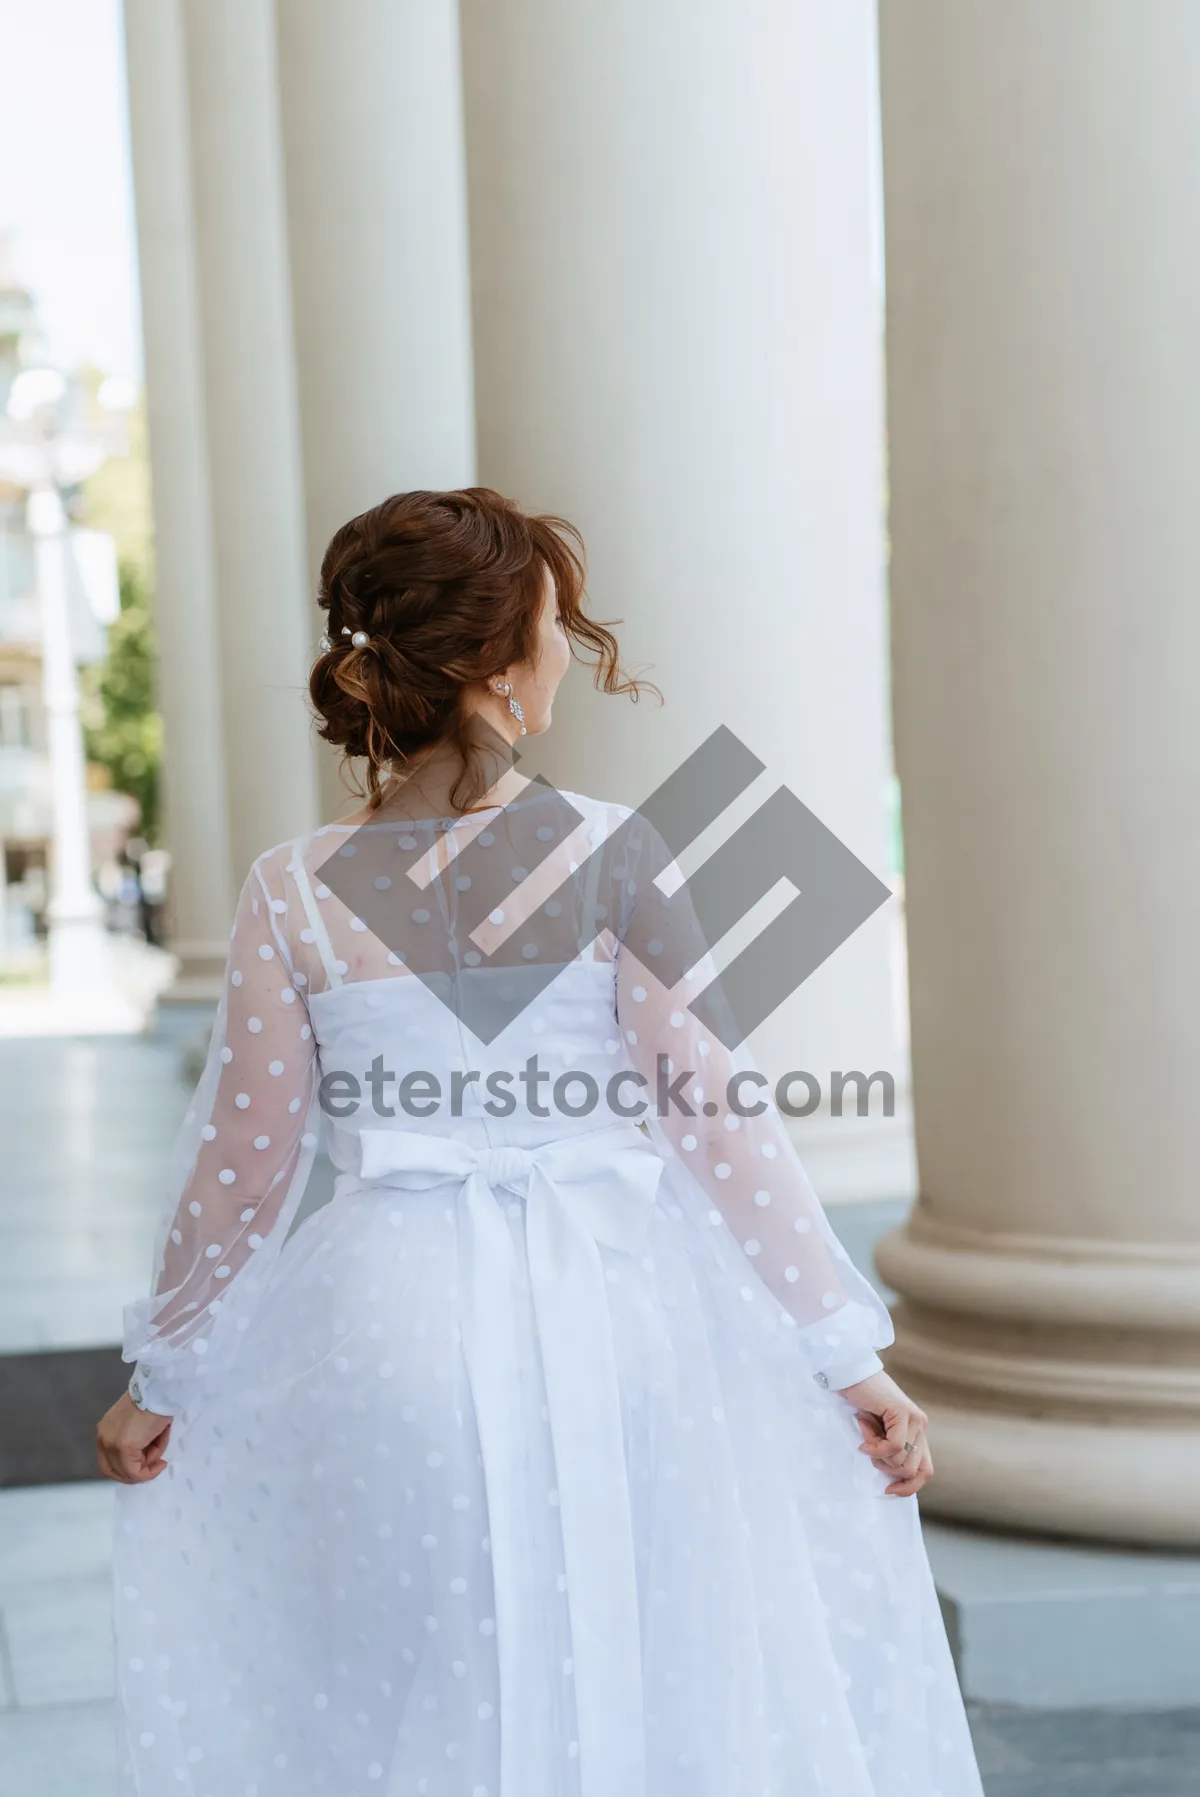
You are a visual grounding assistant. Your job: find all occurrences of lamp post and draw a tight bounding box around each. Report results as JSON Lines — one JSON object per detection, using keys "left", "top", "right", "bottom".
{"left": 1, "top": 367, "right": 129, "bottom": 1007}
{"left": 27, "top": 483, "right": 114, "bottom": 994}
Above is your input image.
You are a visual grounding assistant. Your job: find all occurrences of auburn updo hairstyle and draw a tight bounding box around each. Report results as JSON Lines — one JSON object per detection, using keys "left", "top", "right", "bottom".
{"left": 309, "top": 487, "right": 646, "bottom": 812}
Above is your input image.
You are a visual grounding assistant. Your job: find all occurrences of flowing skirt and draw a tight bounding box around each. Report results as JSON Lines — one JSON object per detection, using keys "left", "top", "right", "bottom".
{"left": 114, "top": 1161, "right": 983, "bottom": 1797}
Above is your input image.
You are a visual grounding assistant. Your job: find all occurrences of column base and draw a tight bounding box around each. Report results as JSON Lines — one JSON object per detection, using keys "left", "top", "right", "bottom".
{"left": 47, "top": 907, "right": 118, "bottom": 998}
{"left": 899, "top": 1395, "right": 1200, "bottom": 1549}
{"left": 160, "top": 937, "right": 230, "bottom": 1005}
{"left": 877, "top": 1216, "right": 1200, "bottom": 1547}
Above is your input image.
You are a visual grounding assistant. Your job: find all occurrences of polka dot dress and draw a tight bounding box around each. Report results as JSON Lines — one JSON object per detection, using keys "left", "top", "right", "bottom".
{"left": 115, "top": 790, "right": 983, "bottom": 1797}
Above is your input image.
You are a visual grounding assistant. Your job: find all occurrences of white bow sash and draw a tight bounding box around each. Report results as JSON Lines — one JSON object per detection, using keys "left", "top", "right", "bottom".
{"left": 353, "top": 1122, "right": 665, "bottom": 1797}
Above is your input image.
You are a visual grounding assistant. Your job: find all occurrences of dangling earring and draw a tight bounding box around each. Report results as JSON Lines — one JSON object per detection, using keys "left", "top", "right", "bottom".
{"left": 493, "top": 679, "right": 527, "bottom": 736}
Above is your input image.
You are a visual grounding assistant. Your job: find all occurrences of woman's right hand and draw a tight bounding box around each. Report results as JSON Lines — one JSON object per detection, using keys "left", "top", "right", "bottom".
{"left": 836, "top": 1368, "right": 934, "bottom": 1497}
{"left": 96, "top": 1390, "right": 173, "bottom": 1484}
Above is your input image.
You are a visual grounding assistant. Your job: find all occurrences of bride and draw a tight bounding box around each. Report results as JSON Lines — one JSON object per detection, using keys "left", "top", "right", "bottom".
{"left": 97, "top": 487, "right": 983, "bottom": 1796}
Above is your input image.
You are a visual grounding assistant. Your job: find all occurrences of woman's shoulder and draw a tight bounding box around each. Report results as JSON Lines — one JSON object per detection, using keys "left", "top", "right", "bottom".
{"left": 243, "top": 832, "right": 326, "bottom": 892}
{"left": 556, "top": 788, "right": 636, "bottom": 826}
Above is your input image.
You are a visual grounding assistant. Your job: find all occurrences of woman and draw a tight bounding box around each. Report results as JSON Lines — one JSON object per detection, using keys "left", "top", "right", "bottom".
{"left": 98, "top": 488, "right": 983, "bottom": 1796}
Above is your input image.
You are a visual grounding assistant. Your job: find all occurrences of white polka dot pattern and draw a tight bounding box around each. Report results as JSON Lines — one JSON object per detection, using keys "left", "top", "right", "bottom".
{"left": 124, "top": 855, "right": 321, "bottom": 1390}
{"left": 114, "top": 795, "right": 977, "bottom": 1797}
{"left": 613, "top": 824, "right": 892, "bottom": 1388}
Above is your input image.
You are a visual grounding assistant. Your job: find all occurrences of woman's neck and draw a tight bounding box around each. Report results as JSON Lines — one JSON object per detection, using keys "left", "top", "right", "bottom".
{"left": 335, "top": 741, "right": 531, "bottom": 828}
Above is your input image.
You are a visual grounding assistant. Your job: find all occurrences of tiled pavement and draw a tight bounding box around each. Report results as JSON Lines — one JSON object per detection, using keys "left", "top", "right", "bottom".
{"left": 0, "top": 1034, "right": 186, "bottom": 1357}
{"left": 969, "top": 1706, "right": 1200, "bottom": 1797}
{"left": 0, "top": 1032, "right": 1196, "bottom": 1797}
{"left": 0, "top": 1484, "right": 118, "bottom": 1797}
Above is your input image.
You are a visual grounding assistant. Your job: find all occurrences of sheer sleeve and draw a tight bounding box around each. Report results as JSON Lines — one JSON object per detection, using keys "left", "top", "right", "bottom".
{"left": 123, "top": 848, "right": 321, "bottom": 1413}
{"left": 614, "top": 812, "right": 893, "bottom": 1392}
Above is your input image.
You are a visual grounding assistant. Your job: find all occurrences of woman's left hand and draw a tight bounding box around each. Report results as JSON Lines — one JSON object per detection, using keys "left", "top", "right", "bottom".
{"left": 96, "top": 1390, "right": 173, "bottom": 1485}
{"left": 836, "top": 1369, "right": 934, "bottom": 1496}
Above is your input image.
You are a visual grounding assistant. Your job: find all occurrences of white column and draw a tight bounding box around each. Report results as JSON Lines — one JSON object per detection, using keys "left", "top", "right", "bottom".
{"left": 877, "top": 0, "right": 1200, "bottom": 1544}
{"left": 274, "top": 0, "right": 475, "bottom": 819}
{"left": 29, "top": 487, "right": 113, "bottom": 995}
{"left": 461, "top": 0, "right": 907, "bottom": 1199}
{"left": 180, "top": 0, "right": 319, "bottom": 878}
{"left": 122, "top": 0, "right": 235, "bottom": 987}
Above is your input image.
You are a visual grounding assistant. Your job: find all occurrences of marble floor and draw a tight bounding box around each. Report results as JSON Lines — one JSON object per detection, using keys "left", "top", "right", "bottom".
{"left": 0, "top": 1029, "right": 1196, "bottom": 1796}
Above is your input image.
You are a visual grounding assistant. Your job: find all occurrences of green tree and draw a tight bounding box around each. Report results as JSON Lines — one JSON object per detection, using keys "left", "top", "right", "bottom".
{"left": 82, "top": 559, "right": 163, "bottom": 842}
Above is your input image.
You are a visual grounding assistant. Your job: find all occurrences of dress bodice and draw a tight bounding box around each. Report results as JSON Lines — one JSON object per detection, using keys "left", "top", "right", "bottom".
{"left": 311, "top": 959, "right": 636, "bottom": 1170}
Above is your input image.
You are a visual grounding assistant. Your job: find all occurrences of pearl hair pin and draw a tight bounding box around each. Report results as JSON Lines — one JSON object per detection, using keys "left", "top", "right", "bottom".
{"left": 326, "top": 625, "right": 371, "bottom": 649}
{"left": 318, "top": 628, "right": 371, "bottom": 652}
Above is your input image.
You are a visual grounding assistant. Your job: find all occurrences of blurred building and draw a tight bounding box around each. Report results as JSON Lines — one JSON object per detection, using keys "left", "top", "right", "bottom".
{"left": 0, "top": 273, "right": 135, "bottom": 961}
{"left": 120, "top": 0, "right": 1200, "bottom": 1569}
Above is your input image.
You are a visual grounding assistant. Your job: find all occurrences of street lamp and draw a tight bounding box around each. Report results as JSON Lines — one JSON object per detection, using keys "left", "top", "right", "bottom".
{"left": 1, "top": 367, "right": 128, "bottom": 1001}
{"left": 26, "top": 483, "right": 114, "bottom": 993}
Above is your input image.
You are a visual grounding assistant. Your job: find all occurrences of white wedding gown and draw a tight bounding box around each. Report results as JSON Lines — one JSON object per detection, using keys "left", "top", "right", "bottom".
{"left": 115, "top": 787, "right": 983, "bottom": 1797}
